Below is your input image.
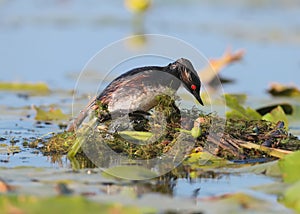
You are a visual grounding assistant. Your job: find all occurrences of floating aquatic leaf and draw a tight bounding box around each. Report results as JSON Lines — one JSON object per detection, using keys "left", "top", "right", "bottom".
{"left": 280, "top": 181, "right": 300, "bottom": 212}
{"left": 256, "top": 103, "right": 293, "bottom": 116}
{"left": 236, "top": 160, "right": 281, "bottom": 177}
{"left": 184, "top": 151, "right": 232, "bottom": 171}
{"left": 268, "top": 82, "right": 300, "bottom": 97}
{"left": 33, "top": 105, "right": 69, "bottom": 121}
{"left": 0, "top": 195, "right": 152, "bottom": 214}
{"left": 224, "top": 94, "right": 261, "bottom": 120}
{"left": 211, "top": 193, "right": 280, "bottom": 213}
{"left": 103, "top": 165, "right": 158, "bottom": 180}
{"left": 262, "top": 106, "right": 289, "bottom": 129}
{"left": 0, "top": 81, "right": 50, "bottom": 95}
{"left": 251, "top": 182, "right": 288, "bottom": 195}
{"left": 278, "top": 150, "right": 300, "bottom": 183}
{"left": 228, "top": 93, "right": 247, "bottom": 104}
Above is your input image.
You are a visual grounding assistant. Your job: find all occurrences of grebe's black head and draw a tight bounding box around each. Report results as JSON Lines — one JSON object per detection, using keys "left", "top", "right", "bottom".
{"left": 168, "top": 58, "right": 204, "bottom": 105}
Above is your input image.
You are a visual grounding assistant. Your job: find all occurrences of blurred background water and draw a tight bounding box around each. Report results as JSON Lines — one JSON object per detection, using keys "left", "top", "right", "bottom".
{"left": 0, "top": 0, "right": 300, "bottom": 166}
{"left": 1, "top": 0, "right": 299, "bottom": 95}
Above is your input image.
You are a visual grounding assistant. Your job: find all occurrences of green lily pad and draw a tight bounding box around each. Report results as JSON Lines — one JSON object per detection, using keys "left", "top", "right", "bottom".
{"left": 0, "top": 195, "right": 152, "bottom": 214}
{"left": 262, "top": 106, "right": 289, "bottom": 129}
{"left": 224, "top": 94, "right": 261, "bottom": 120}
{"left": 252, "top": 182, "right": 288, "bottom": 195}
{"left": 216, "top": 193, "right": 276, "bottom": 213}
{"left": 280, "top": 180, "right": 300, "bottom": 212}
{"left": 226, "top": 93, "right": 247, "bottom": 104}
{"left": 278, "top": 150, "right": 300, "bottom": 183}
{"left": 33, "top": 105, "right": 69, "bottom": 121}
{"left": 237, "top": 160, "right": 281, "bottom": 177}
{"left": 103, "top": 165, "right": 158, "bottom": 180}
{"left": 184, "top": 152, "right": 232, "bottom": 171}
{"left": 0, "top": 81, "right": 50, "bottom": 95}
{"left": 256, "top": 103, "right": 293, "bottom": 116}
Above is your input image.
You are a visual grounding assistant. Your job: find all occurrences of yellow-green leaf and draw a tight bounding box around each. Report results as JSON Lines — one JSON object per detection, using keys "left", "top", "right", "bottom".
{"left": 278, "top": 151, "right": 300, "bottom": 183}
{"left": 280, "top": 181, "right": 300, "bottom": 212}
{"left": 33, "top": 105, "right": 69, "bottom": 121}
{"left": 224, "top": 94, "right": 261, "bottom": 120}
{"left": 262, "top": 106, "right": 289, "bottom": 129}
{"left": 103, "top": 165, "right": 158, "bottom": 180}
{"left": 184, "top": 151, "right": 232, "bottom": 171}
{"left": 191, "top": 127, "right": 202, "bottom": 138}
{"left": 0, "top": 81, "right": 50, "bottom": 95}
{"left": 118, "top": 131, "right": 153, "bottom": 142}
{"left": 0, "top": 195, "right": 152, "bottom": 214}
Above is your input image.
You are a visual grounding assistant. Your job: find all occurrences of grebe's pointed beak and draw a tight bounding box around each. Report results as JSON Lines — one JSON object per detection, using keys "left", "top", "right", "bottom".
{"left": 193, "top": 91, "right": 204, "bottom": 106}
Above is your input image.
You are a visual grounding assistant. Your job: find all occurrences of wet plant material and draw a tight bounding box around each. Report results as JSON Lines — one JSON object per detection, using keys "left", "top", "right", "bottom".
{"left": 35, "top": 107, "right": 300, "bottom": 165}
{"left": 208, "top": 119, "right": 300, "bottom": 160}
{"left": 40, "top": 131, "right": 76, "bottom": 155}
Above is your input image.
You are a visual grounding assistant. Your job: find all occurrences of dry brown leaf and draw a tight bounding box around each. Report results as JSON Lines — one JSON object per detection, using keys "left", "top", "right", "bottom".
{"left": 199, "top": 47, "right": 245, "bottom": 84}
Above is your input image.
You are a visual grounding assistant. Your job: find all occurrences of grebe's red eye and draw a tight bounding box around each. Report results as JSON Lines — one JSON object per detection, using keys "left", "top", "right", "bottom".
{"left": 191, "top": 84, "right": 197, "bottom": 90}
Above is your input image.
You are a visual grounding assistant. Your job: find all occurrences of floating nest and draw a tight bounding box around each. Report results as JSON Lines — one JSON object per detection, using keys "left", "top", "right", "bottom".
{"left": 35, "top": 107, "right": 300, "bottom": 163}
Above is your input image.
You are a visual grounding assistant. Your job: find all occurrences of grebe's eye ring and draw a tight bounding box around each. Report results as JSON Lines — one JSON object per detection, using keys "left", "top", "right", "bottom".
{"left": 191, "top": 84, "right": 197, "bottom": 90}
